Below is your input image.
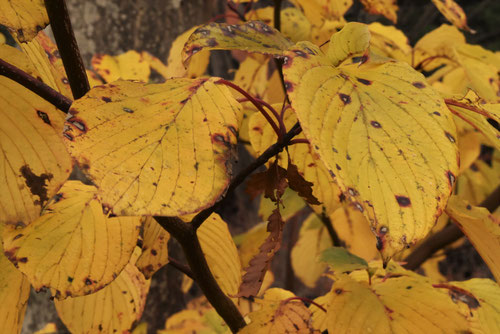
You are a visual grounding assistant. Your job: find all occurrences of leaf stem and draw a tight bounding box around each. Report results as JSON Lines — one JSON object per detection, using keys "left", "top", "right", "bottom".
{"left": 218, "top": 79, "right": 282, "bottom": 138}
{"left": 404, "top": 185, "right": 500, "bottom": 270}
{"left": 0, "top": 58, "right": 72, "bottom": 112}
{"left": 155, "top": 217, "right": 246, "bottom": 333}
{"left": 445, "top": 99, "right": 490, "bottom": 118}
{"left": 288, "top": 138, "right": 310, "bottom": 145}
{"left": 237, "top": 97, "right": 286, "bottom": 135}
{"left": 44, "top": 0, "right": 90, "bottom": 99}
{"left": 283, "top": 296, "right": 327, "bottom": 313}
{"left": 190, "top": 122, "right": 302, "bottom": 230}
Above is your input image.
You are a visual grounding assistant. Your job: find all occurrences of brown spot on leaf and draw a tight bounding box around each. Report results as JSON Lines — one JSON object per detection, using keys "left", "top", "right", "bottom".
{"left": 13, "top": 234, "right": 23, "bottom": 241}
{"left": 396, "top": 195, "right": 411, "bottom": 207}
{"left": 206, "top": 38, "right": 218, "bottom": 47}
{"left": 466, "top": 204, "right": 472, "bottom": 210}
{"left": 85, "top": 278, "right": 92, "bottom": 285}
{"left": 101, "top": 96, "right": 111, "bottom": 102}
{"left": 293, "top": 49, "right": 308, "bottom": 58}
{"left": 67, "top": 276, "right": 74, "bottom": 282}
{"left": 445, "top": 132, "right": 456, "bottom": 143}
{"left": 20, "top": 165, "right": 53, "bottom": 206}
{"left": 376, "top": 236, "right": 384, "bottom": 250}
{"left": 284, "top": 81, "right": 294, "bottom": 92}
{"left": 335, "top": 289, "right": 343, "bottom": 295}
{"left": 357, "top": 77, "right": 372, "bottom": 85}
{"left": 339, "top": 93, "right": 351, "bottom": 104}
{"left": 36, "top": 110, "right": 51, "bottom": 125}
{"left": 123, "top": 107, "right": 134, "bottom": 113}
{"left": 228, "top": 125, "right": 237, "bottom": 137}
{"left": 379, "top": 226, "right": 388, "bottom": 235}
{"left": 371, "top": 121, "right": 381, "bottom": 128}
{"left": 412, "top": 81, "right": 425, "bottom": 89}
{"left": 433, "top": 111, "right": 441, "bottom": 116}
{"left": 336, "top": 164, "right": 341, "bottom": 170}
{"left": 447, "top": 170, "right": 456, "bottom": 188}
{"left": 151, "top": 249, "right": 157, "bottom": 256}
{"left": 352, "top": 55, "right": 368, "bottom": 64}
{"left": 19, "top": 257, "right": 28, "bottom": 263}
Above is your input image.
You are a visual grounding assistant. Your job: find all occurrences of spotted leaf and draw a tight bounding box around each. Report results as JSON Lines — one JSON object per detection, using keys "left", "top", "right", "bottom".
{"left": 431, "top": 0, "right": 473, "bottom": 32}
{"left": 63, "top": 78, "right": 241, "bottom": 216}
{"left": 283, "top": 23, "right": 459, "bottom": 261}
{"left": 54, "top": 251, "right": 150, "bottom": 334}
{"left": 136, "top": 217, "right": 170, "bottom": 279}
{"left": 0, "top": 45, "right": 72, "bottom": 226}
{"left": 2, "top": 181, "right": 142, "bottom": 299}
{"left": 0, "top": 0, "right": 48, "bottom": 42}
{"left": 182, "top": 21, "right": 293, "bottom": 63}
{"left": 359, "top": 0, "right": 398, "bottom": 24}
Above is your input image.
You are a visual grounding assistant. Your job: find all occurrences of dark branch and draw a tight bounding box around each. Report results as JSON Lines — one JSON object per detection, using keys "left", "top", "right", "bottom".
{"left": 155, "top": 217, "right": 246, "bottom": 333}
{"left": 404, "top": 185, "right": 500, "bottom": 270}
{"left": 319, "top": 212, "right": 343, "bottom": 247}
{"left": 167, "top": 256, "right": 194, "bottom": 279}
{"left": 190, "top": 122, "right": 302, "bottom": 230}
{"left": 0, "top": 58, "right": 72, "bottom": 112}
{"left": 44, "top": 0, "right": 90, "bottom": 99}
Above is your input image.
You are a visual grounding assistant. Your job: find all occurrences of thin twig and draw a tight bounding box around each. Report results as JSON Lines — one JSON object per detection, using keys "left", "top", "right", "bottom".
{"left": 288, "top": 138, "right": 309, "bottom": 145}
{"left": 167, "top": 256, "right": 194, "bottom": 279}
{"left": 227, "top": 1, "right": 247, "bottom": 22}
{"left": 155, "top": 217, "right": 246, "bottom": 333}
{"left": 190, "top": 122, "right": 302, "bottom": 230}
{"left": 237, "top": 96, "right": 285, "bottom": 135}
{"left": 0, "top": 58, "right": 72, "bottom": 112}
{"left": 404, "top": 185, "right": 500, "bottom": 270}
{"left": 272, "top": 0, "right": 289, "bottom": 104}
{"left": 44, "top": 0, "right": 90, "bottom": 99}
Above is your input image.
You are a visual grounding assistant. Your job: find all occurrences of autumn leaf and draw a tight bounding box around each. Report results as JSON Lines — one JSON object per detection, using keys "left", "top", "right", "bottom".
{"left": 183, "top": 21, "right": 293, "bottom": 62}
{"left": 91, "top": 51, "right": 151, "bottom": 83}
{"left": 0, "top": 44, "right": 72, "bottom": 225}
{"left": 320, "top": 247, "right": 369, "bottom": 275}
{"left": 3, "top": 181, "right": 142, "bottom": 299}
{"left": 0, "top": 223, "right": 30, "bottom": 334}
{"left": 238, "top": 209, "right": 284, "bottom": 297}
{"left": 445, "top": 195, "right": 500, "bottom": 282}
{"left": 246, "top": 160, "right": 288, "bottom": 202}
{"left": 327, "top": 22, "right": 370, "bottom": 66}
{"left": 294, "top": 0, "right": 352, "bottom": 22}
{"left": 287, "top": 160, "right": 320, "bottom": 205}
{"left": 54, "top": 249, "right": 150, "bottom": 334}
{"left": 0, "top": 0, "right": 48, "bottom": 42}
{"left": 291, "top": 214, "right": 331, "bottom": 287}
{"left": 198, "top": 214, "right": 242, "bottom": 297}
{"left": 457, "top": 152, "right": 500, "bottom": 205}
{"left": 64, "top": 78, "right": 241, "bottom": 216}
{"left": 136, "top": 217, "right": 170, "bottom": 279}
{"left": 240, "top": 288, "right": 317, "bottom": 333}
{"left": 283, "top": 22, "right": 459, "bottom": 261}
{"left": 368, "top": 23, "right": 412, "bottom": 63}
{"left": 430, "top": 0, "right": 473, "bottom": 32}
{"left": 359, "top": 0, "right": 398, "bottom": 23}
{"left": 259, "top": 187, "right": 306, "bottom": 222}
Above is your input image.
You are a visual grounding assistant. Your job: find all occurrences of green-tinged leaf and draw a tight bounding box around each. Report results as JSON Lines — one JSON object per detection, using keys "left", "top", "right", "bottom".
{"left": 54, "top": 250, "right": 150, "bottom": 334}
{"left": 198, "top": 214, "right": 242, "bottom": 297}
{"left": 436, "top": 279, "right": 500, "bottom": 332}
{"left": 291, "top": 214, "right": 331, "bottom": 287}
{"left": 283, "top": 23, "right": 459, "bottom": 261}
{"left": 319, "top": 247, "right": 368, "bottom": 274}
{"left": 182, "top": 21, "right": 293, "bottom": 63}
{"left": 239, "top": 288, "right": 316, "bottom": 334}
{"left": 3, "top": 181, "right": 142, "bottom": 299}
{"left": 445, "top": 195, "right": 500, "bottom": 282}
{"left": 136, "top": 217, "right": 170, "bottom": 279}
{"left": 0, "top": 223, "right": 30, "bottom": 334}
{"left": 0, "top": 45, "right": 72, "bottom": 225}
{"left": 63, "top": 78, "right": 241, "bottom": 216}
{"left": 0, "top": 0, "right": 48, "bottom": 42}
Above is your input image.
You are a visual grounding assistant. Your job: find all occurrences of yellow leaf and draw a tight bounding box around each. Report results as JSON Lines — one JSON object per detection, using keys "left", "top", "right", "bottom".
{"left": 33, "top": 323, "right": 57, "bottom": 334}
{"left": 248, "top": 106, "right": 343, "bottom": 215}
{"left": 457, "top": 130, "right": 481, "bottom": 174}
{"left": 0, "top": 45, "right": 72, "bottom": 225}
{"left": 64, "top": 78, "right": 241, "bottom": 216}
{"left": 3, "top": 180, "right": 142, "bottom": 299}
{"left": 239, "top": 288, "right": 317, "bottom": 333}
{"left": 86, "top": 69, "right": 103, "bottom": 88}
{"left": 329, "top": 206, "right": 379, "bottom": 261}
{"left": 233, "top": 56, "right": 275, "bottom": 100}
{"left": 91, "top": 50, "right": 151, "bottom": 83}
{"left": 368, "top": 22, "right": 411, "bottom": 63}
{"left": 326, "top": 273, "right": 469, "bottom": 333}
{"left": 183, "top": 21, "right": 293, "bottom": 63}
{"left": 0, "top": 0, "right": 48, "bottom": 42}
{"left": 310, "top": 19, "right": 345, "bottom": 49}
{"left": 136, "top": 217, "right": 170, "bottom": 279}
{"left": 309, "top": 294, "right": 329, "bottom": 332}
{"left": 164, "top": 27, "right": 210, "bottom": 79}
{"left": 131, "top": 322, "right": 147, "bottom": 334}
{"left": 431, "top": 0, "right": 473, "bottom": 32}
{"left": 235, "top": 222, "right": 269, "bottom": 269}
{"left": 0, "top": 223, "right": 30, "bottom": 334}
{"left": 291, "top": 214, "right": 332, "bottom": 287}
{"left": 359, "top": 0, "right": 398, "bottom": 23}
{"left": 54, "top": 253, "right": 150, "bottom": 334}
{"left": 438, "top": 279, "right": 500, "bottom": 332}
{"left": 327, "top": 22, "right": 370, "bottom": 67}
{"left": 259, "top": 187, "right": 306, "bottom": 222}
{"left": 283, "top": 24, "right": 459, "bottom": 261}
{"left": 293, "top": 0, "right": 352, "bottom": 22}
{"left": 445, "top": 195, "right": 500, "bottom": 282}
{"left": 457, "top": 152, "right": 500, "bottom": 205}
{"left": 18, "top": 31, "right": 73, "bottom": 98}
{"left": 198, "top": 214, "right": 242, "bottom": 297}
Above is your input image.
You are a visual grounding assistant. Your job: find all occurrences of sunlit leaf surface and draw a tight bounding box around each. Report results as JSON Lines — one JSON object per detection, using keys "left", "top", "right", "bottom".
{"left": 0, "top": 45, "right": 72, "bottom": 225}
{"left": 3, "top": 181, "right": 142, "bottom": 299}
{"left": 283, "top": 23, "right": 459, "bottom": 260}
{"left": 55, "top": 251, "right": 150, "bottom": 334}
{"left": 64, "top": 78, "right": 241, "bottom": 216}
{"left": 0, "top": 0, "right": 48, "bottom": 42}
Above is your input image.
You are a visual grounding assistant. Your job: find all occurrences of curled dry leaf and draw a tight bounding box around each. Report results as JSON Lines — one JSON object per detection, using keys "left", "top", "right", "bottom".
{"left": 283, "top": 22, "right": 459, "bottom": 261}
{"left": 3, "top": 181, "right": 142, "bottom": 299}
{"left": 64, "top": 78, "right": 241, "bottom": 216}
{"left": 0, "top": 45, "right": 72, "bottom": 225}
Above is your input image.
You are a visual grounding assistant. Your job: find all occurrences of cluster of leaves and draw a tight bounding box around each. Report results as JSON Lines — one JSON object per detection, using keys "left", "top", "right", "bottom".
{"left": 0, "top": 0, "right": 499, "bottom": 333}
